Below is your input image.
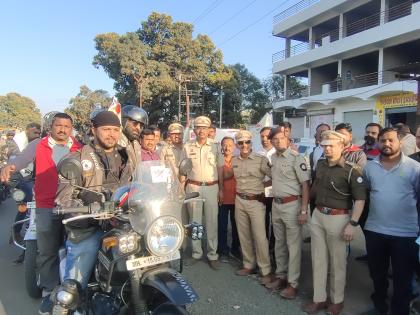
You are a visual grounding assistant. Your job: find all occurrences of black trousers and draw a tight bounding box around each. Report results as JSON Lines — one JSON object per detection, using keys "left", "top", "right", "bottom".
{"left": 264, "top": 197, "right": 275, "bottom": 250}
{"left": 366, "top": 230, "right": 418, "bottom": 315}
{"left": 36, "top": 208, "right": 63, "bottom": 292}
{"left": 217, "top": 204, "right": 240, "bottom": 255}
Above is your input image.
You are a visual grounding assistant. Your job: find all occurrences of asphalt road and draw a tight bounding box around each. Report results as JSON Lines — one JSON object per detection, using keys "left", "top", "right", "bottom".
{"left": 0, "top": 197, "right": 374, "bottom": 315}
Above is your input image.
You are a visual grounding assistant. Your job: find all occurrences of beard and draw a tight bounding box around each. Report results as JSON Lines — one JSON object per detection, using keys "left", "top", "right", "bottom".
{"left": 96, "top": 136, "right": 116, "bottom": 150}
{"left": 364, "top": 135, "right": 376, "bottom": 146}
{"left": 380, "top": 147, "right": 398, "bottom": 156}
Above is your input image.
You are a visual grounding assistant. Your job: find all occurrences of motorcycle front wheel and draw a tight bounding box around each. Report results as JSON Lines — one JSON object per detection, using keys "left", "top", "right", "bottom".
{"left": 25, "top": 240, "right": 42, "bottom": 298}
{"left": 152, "top": 302, "right": 188, "bottom": 315}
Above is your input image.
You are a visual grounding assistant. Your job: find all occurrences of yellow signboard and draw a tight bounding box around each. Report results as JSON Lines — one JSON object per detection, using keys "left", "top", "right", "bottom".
{"left": 375, "top": 93, "right": 417, "bottom": 125}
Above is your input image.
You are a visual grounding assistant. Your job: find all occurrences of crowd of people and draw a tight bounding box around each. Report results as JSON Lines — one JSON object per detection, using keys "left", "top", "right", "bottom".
{"left": 0, "top": 107, "right": 419, "bottom": 315}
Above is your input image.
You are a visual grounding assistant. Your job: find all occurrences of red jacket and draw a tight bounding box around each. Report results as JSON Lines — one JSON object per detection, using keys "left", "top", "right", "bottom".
{"left": 34, "top": 136, "right": 81, "bottom": 208}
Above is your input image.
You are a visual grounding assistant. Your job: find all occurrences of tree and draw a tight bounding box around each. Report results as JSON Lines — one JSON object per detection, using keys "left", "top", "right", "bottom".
{"left": 93, "top": 12, "right": 231, "bottom": 124}
{"left": 0, "top": 93, "right": 41, "bottom": 130}
{"left": 65, "top": 85, "right": 111, "bottom": 132}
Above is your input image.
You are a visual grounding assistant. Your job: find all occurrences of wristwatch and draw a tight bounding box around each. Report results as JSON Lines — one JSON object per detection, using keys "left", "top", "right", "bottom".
{"left": 349, "top": 219, "right": 359, "bottom": 227}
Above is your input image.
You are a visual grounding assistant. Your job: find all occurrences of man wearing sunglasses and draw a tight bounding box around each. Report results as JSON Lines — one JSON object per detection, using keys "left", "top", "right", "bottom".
{"left": 180, "top": 116, "right": 224, "bottom": 270}
{"left": 232, "top": 130, "right": 273, "bottom": 285}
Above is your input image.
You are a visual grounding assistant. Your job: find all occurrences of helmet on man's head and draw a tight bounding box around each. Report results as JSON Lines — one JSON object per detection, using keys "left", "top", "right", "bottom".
{"left": 41, "top": 111, "right": 60, "bottom": 135}
{"left": 121, "top": 105, "right": 148, "bottom": 127}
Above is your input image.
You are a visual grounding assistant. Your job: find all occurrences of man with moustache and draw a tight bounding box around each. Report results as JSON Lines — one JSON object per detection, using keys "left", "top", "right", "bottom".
{"left": 55, "top": 111, "right": 132, "bottom": 292}
{"left": 232, "top": 130, "right": 273, "bottom": 284}
{"left": 265, "top": 128, "right": 310, "bottom": 299}
{"left": 160, "top": 123, "right": 184, "bottom": 177}
{"left": 180, "top": 116, "right": 224, "bottom": 270}
{"left": 140, "top": 128, "right": 160, "bottom": 161}
{"left": 119, "top": 105, "right": 148, "bottom": 167}
{"left": 363, "top": 127, "right": 420, "bottom": 315}
{"left": 0, "top": 113, "right": 81, "bottom": 314}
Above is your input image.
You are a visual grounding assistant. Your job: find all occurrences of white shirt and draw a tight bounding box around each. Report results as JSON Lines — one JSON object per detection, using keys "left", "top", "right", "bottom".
{"left": 258, "top": 146, "right": 275, "bottom": 197}
{"left": 312, "top": 145, "right": 324, "bottom": 170}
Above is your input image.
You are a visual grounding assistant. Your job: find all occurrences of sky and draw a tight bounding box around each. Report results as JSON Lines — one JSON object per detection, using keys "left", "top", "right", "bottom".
{"left": 0, "top": 0, "right": 299, "bottom": 114}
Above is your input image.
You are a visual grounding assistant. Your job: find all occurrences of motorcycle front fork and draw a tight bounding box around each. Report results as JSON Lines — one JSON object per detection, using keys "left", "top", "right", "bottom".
{"left": 129, "top": 267, "right": 148, "bottom": 315}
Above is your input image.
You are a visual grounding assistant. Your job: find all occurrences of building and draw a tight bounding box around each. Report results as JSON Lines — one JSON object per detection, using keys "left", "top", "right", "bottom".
{"left": 272, "top": 0, "right": 420, "bottom": 142}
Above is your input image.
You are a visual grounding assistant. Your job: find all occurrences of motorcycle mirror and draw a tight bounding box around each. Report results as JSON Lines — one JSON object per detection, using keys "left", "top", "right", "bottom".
{"left": 179, "top": 158, "right": 192, "bottom": 176}
{"left": 57, "top": 157, "right": 83, "bottom": 182}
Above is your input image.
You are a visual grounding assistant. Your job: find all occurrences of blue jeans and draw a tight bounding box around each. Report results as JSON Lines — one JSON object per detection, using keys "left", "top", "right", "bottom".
{"left": 64, "top": 230, "right": 103, "bottom": 289}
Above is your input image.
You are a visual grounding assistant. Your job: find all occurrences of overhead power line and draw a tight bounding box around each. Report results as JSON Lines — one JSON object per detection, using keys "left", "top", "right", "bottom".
{"left": 217, "top": 0, "right": 294, "bottom": 47}
{"left": 193, "top": 0, "right": 224, "bottom": 25}
{"left": 208, "top": 0, "right": 257, "bottom": 36}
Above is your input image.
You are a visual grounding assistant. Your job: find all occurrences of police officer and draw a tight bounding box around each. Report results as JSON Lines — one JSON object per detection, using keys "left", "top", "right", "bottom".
{"left": 180, "top": 116, "right": 223, "bottom": 270}
{"left": 160, "top": 123, "right": 184, "bottom": 177}
{"left": 303, "top": 131, "right": 366, "bottom": 315}
{"left": 265, "top": 128, "right": 310, "bottom": 300}
{"left": 119, "top": 105, "right": 148, "bottom": 167}
{"left": 232, "top": 130, "right": 273, "bottom": 284}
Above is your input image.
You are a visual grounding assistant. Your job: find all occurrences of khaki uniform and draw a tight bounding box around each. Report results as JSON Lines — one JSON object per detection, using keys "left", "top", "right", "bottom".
{"left": 181, "top": 138, "right": 223, "bottom": 261}
{"left": 159, "top": 144, "right": 183, "bottom": 178}
{"left": 311, "top": 157, "right": 366, "bottom": 303}
{"left": 271, "top": 148, "right": 309, "bottom": 288}
{"left": 233, "top": 152, "right": 272, "bottom": 275}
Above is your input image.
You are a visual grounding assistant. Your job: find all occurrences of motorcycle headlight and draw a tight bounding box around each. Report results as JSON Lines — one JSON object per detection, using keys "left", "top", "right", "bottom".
{"left": 118, "top": 233, "right": 140, "bottom": 255}
{"left": 146, "top": 216, "right": 184, "bottom": 257}
{"left": 12, "top": 189, "right": 25, "bottom": 202}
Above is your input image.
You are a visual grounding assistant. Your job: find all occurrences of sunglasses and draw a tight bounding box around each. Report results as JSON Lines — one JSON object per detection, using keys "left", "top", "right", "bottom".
{"left": 237, "top": 140, "right": 251, "bottom": 146}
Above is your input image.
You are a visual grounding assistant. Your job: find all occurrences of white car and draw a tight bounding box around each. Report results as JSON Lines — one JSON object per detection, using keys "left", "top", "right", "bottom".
{"left": 295, "top": 141, "right": 316, "bottom": 170}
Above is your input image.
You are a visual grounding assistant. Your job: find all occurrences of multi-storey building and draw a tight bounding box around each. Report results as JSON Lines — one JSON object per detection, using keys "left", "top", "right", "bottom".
{"left": 272, "top": 0, "right": 420, "bottom": 141}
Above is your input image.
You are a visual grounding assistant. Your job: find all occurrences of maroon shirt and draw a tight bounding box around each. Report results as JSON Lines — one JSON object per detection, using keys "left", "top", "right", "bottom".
{"left": 141, "top": 148, "right": 160, "bottom": 161}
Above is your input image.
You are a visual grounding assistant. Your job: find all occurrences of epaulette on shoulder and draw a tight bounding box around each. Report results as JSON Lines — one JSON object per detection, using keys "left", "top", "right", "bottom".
{"left": 290, "top": 150, "right": 299, "bottom": 157}
{"left": 344, "top": 160, "right": 361, "bottom": 171}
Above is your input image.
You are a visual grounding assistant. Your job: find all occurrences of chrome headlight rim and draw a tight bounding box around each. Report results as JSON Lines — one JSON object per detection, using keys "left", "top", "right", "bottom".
{"left": 146, "top": 215, "right": 184, "bottom": 257}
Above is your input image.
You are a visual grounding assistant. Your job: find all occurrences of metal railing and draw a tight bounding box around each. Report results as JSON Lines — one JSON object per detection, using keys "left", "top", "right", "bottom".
{"left": 272, "top": 85, "right": 311, "bottom": 103}
{"left": 272, "top": 1, "right": 413, "bottom": 64}
{"left": 325, "top": 71, "right": 399, "bottom": 93}
{"left": 273, "top": 0, "right": 320, "bottom": 25}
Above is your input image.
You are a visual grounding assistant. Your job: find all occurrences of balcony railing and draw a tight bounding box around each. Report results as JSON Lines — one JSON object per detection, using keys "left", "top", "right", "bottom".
{"left": 272, "top": 1, "right": 413, "bottom": 64}
{"left": 325, "top": 71, "right": 398, "bottom": 93}
{"left": 273, "top": 0, "right": 320, "bottom": 25}
{"left": 272, "top": 85, "right": 311, "bottom": 103}
{"left": 273, "top": 71, "right": 401, "bottom": 103}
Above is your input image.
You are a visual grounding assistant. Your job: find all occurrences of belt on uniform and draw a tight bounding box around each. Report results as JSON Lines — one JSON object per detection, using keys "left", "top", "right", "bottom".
{"left": 187, "top": 179, "right": 218, "bottom": 186}
{"left": 316, "top": 206, "right": 349, "bottom": 215}
{"left": 273, "top": 195, "right": 300, "bottom": 204}
{"left": 236, "top": 192, "right": 264, "bottom": 201}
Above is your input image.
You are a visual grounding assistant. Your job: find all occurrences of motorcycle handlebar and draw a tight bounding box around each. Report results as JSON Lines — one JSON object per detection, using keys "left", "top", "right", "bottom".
{"left": 53, "top": 203, "right": 102, "bottom": 215}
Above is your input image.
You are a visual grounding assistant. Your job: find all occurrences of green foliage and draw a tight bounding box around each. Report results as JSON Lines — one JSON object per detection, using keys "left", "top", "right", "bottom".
{"left": 65, "top": 85, "right": 111, "bottom": 132}
{"left": 93, "top": 12, "right": 230, "bottom": 122}
{"left": 0, "top": 93, "right": 41, "bottom": 130}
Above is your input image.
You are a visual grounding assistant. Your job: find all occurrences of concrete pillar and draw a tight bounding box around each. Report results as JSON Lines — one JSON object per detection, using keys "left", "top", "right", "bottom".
{"left": 308, "top": 68, "right": 312, "bottom": 95}
{"left": 378, "top": 48, "right": 384, "bottom": 84}
{"left": 380, "top": 0, "right": 389, "bottom": 24}
{"left": 285, "top": 38, "right": 291, "bottom": 58}
{"left": 338, "top": 59, "right": 342, "bottom": 76}
{"left": 309, "top": 27, "right": 314, "bottom": 49}
{"left": 284, "top": 75, "right": 290, "bottom": 99}
{"left": 339, "top": 14, "right": 345, "bottom": 39}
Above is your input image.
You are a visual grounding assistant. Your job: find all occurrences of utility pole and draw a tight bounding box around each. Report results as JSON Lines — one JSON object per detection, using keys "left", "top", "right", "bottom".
{"left": 178, "top": 73, "right": 182, "bottom": 121}
{"left": 219, "top": 86, "right": 223, "bottom": 128}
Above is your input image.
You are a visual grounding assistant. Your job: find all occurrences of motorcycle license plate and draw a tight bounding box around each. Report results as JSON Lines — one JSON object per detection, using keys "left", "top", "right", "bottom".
{"left": 126, "top": 251, "right": 180, "bottom": 271}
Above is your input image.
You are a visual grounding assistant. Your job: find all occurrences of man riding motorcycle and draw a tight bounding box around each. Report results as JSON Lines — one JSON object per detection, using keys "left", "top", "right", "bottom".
{"left": 119, "top": 105, "right": 148, "bottom": 166}
{"left": 55, "top": 111, "right": 132, "bottom": 291}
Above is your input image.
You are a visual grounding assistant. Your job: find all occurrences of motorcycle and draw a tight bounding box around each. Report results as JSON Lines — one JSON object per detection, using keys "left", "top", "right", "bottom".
{"left": 51, "top": 158, "right": 203, "bottom": 315}
{"left": 9, "top": 172, "right": 42, "bottom": 298}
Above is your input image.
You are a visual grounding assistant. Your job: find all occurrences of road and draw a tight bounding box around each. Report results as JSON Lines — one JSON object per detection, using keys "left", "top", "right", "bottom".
{"left": 0, "top": 197, "right": 374, "bottom": 315}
